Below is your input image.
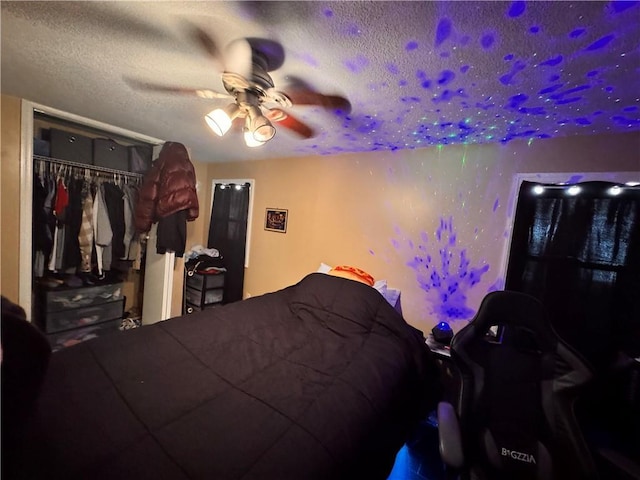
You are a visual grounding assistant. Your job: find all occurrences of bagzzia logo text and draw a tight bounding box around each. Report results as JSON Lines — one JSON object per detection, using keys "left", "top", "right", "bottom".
{"left": 501, "top": 448, "right": 536, "bottom": 464}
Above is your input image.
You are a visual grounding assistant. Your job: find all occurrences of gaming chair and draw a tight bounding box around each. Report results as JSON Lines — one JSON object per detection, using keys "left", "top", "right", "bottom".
{"left": 437, "top": 290, "right": 598, "bottom": 480}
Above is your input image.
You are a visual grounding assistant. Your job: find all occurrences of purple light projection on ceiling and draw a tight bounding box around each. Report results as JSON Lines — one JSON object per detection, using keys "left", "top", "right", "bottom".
{"left": 296, "top": 1, "right": 640, "bottom": 156}
{"left": 399, "top": 216, "right": 490, "bottom": 323}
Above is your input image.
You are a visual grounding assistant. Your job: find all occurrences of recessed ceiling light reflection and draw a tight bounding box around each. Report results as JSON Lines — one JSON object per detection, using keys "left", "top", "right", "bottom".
{"left": 533, "top": 185, "right": 545, "bottom": 194}
{"left": 608, "top": 186, "right": 622, "bottom": 195}
{"left": 567, "top": 185, "right": 581, "bottom": 195}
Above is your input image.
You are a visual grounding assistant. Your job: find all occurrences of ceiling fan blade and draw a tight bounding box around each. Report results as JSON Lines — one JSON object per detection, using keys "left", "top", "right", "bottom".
{"left": 245, "top": 38, "right": 285, "bottom": 72}
{"left": 286, "top": 90, "right": 352, "bottom": 114}
{"left": 265, "top": 108, "right": 315, "bottom": 139}
{"left": 224, "top": 38, "right": 253, "bottom": 79}
{"left": 188, "top": 24, "right": 225, "bottom": 66}
{"left": 124, "top": 77, "right": 230, "bottom": 99}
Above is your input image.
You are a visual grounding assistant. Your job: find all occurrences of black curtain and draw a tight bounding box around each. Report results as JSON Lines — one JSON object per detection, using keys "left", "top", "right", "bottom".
{"left": 207, "top": 183, "right": 250, "bottom": 303}
{"left": 505, "top": 181, "right": 640, "bottom": 371}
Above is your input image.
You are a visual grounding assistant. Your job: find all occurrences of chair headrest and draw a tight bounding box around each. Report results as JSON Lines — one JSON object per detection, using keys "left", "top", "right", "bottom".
{"left": 462, "top": 290, "right": 556, "bottom": 352}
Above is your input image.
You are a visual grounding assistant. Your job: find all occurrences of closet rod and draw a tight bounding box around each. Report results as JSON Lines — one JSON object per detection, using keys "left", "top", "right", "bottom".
{"left": 34, "top": 155, "right": 145, "bottom": 179}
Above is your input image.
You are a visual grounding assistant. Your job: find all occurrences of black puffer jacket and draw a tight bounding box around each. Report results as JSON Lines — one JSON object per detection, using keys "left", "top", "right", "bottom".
{"left": 135, "top": 142, "right": 199, "bottom": 233}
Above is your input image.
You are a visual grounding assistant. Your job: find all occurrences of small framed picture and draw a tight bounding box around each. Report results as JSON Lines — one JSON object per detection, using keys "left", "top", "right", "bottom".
{"left": 265, "top": 208, "right": 288, "bottom": 233}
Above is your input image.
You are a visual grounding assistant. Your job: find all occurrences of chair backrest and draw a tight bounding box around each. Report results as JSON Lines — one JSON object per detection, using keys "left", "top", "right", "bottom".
{"left": 451, "top": 290, "right": 597, "bottom": 480}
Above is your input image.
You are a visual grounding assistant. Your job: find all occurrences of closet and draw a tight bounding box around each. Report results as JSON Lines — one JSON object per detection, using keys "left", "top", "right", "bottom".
{"left": 30, "top": 111, "right": 157, "bottom": 350}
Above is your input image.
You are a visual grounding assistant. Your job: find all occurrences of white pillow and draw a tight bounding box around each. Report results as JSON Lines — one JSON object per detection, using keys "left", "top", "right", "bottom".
{"left": 373, "top": 279, "right": 388, "bottom": 296}
{"left": 317, "top": 262, "right": 332, "bottom": 274}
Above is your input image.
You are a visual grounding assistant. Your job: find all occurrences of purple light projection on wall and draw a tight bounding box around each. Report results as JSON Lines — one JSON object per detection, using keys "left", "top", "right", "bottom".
{"left": 403, "top": 216, "right": 490, "bottom": 323}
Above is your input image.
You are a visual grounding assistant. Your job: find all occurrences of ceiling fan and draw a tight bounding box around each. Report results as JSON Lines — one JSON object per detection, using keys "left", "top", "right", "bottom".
{"left": 125, "top": 26, "right": 351, "bottom": 147}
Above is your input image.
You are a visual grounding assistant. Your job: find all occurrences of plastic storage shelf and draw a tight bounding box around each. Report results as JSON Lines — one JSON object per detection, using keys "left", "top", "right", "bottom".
{"left": 183, "top": 271, "right": 225, "bottom": 314}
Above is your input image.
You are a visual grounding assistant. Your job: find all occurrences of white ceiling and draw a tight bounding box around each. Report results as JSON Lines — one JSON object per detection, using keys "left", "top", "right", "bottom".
{"left": 2, "top": 1, "right": 639, "bottom": 163}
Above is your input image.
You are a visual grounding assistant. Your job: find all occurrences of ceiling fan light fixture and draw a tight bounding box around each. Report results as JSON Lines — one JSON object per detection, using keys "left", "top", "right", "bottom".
{"left": 205, "top": 103, "right": 240, "bottom": 136}
{"left": 253, "top": 121, "right": 276, "bottom": 142}
{"left": 246, "top": 105, "right": 276, "bottom": 143}
{"left": 243, "top": 128, "right": 266, "bottom": 148}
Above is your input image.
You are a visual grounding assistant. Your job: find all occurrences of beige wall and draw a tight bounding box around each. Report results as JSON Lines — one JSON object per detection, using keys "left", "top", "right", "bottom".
{"left": 1, "top": 95, "right": 22, "bottom": 304}
{"left": 205, "top": 132, "right": 640, "bottom": 334}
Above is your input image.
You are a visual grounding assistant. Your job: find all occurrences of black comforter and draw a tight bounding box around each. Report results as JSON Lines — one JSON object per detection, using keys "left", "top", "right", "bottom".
{"left": 6, "top": 273, "right": 438, "bottom": 479}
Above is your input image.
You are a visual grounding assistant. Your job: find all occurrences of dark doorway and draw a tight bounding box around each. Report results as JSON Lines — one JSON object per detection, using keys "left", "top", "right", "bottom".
{"left": 207, "top": 182, "right": 251, "bottom": 303}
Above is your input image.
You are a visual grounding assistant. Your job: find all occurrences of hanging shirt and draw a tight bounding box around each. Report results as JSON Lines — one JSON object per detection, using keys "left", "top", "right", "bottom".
{"left": 157, "top": 209, "right": 187, "bottom": 257}
{"left": 33, "top": 173, "right": 50, "bottom": 278}
{"left": 78, "top": 184, "right": 94, "bottom": 273}
{"left": 102, "top": 182, "right": 126, "bottom": 260}
{"left": 122, "top": 184, "right": 139, "bottom": 261}
{"left": 43, "top": 175, "right": 57, "bottom": 263}
{"left": 49, "top": 178, "right": 69, "bottom": 272}
{"left": 93, "top": 183, "right": 113, "bottom": 275}
{"left": 53, "top": 178, "right": 69, "bottom": 218}
{"left": 61, "top": 178, "right": 83, "bottom": 271}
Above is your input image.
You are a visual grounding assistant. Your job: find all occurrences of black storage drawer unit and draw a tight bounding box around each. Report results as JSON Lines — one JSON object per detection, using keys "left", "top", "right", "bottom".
{"left": 184, "top": 303, "right": 201, "bottom": 314}
{"left": 47, "top": 318, "right": 121, "bottom": 352}
{"left": 186, "top": 271, "right": 225, "bottom": 290}
{"left": 49, "top": 128, "right": 93, "bottom": 165}
{"left": 128, "top": 145, "right": 153, "bottom": 173}
{"left": 185, "top": 286, "right": 223, "bottom": 306}
{"left": 43, "top": 299, "right": 124, "bottom": 334}
{"left": 184, "top": 271, "right": 225, "bottom": 314}
{"left": 93, "top": 138, "right": 129, "bottom": 171}
{"left": 35, "top": 282, "right": 124, "bottom": 334}
{"left": 38, "top": 282, "right": 123, "bottom": 311}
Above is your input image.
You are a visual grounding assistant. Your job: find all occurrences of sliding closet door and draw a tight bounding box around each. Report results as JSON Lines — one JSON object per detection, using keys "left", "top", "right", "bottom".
{"left": 141, "top": 223, "right": 175, "bottom": 324}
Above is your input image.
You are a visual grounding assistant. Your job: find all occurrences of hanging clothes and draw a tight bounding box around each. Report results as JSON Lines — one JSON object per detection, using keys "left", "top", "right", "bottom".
{"left": 122, "top": 184, "right": 140, "bottom": 263}
{"left": 78, "top": 182, "right": 94, "bottom": 273}
{"left": 33, "top": 173, "right": 52, "bottom": 278}
{"left": 33, "top": 157, "right": 143, "bottom": 282}
{"left": 93, "top": 182, "right": 113, "bottom": 276}
{"left": 43, "top": 174, "right": 57, "bottom": 260}
{"left": 134, "top": 141, "right": 199, "bottom": 233}
{"left": 102, "top": 182, "right": 126, "bottom": 260}
{"left": 61, "top": 177, "right": 83, "bottom": 271}
{"left": 48, "top": 177, "right": 69, "bottom": 272}
{"left": 134, "top": 141, "right": 199, "bottom": 258}
{"left": 157, "top": 209, "right": 187, "bottom": 257}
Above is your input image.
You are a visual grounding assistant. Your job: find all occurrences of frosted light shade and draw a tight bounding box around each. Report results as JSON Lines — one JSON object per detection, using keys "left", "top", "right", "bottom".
{"left": 253, "top": 121, "right": 276, "bottom": 142}
{"left": 246, "top": 105, "right": 276, "bottom": 142}
{"left": 205, "top": 108, "right": 233, "bottom": 136}
{"left": 244, "top": 129, "right": 266, "bottom": 147}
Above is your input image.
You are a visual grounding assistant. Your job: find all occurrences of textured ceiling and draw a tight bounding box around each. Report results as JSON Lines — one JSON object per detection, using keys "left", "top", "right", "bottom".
{"left": 2, "top": 1, "right": 639, "bottom": 163}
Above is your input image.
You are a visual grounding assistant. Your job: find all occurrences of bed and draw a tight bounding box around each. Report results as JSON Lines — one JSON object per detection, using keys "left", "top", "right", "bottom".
{"left": 2, "top": 273, "right": 439, "bottom": 480}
